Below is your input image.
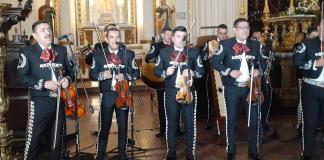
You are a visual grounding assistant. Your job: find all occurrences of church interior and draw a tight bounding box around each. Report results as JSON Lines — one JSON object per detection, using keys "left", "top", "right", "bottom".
{"left": 0, "top": 0, "right": 324, "bottom": 159}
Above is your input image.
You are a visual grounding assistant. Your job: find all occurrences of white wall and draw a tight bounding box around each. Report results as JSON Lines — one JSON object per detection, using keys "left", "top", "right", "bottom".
{"left": 175, "top": 0, "right": 188, "bottom": 27}
{"left": 142, "top": 0, "right": 154, "bottom": 41}
{"left": 187, "top": 0, "right": 248, "bottom": 44}
{"left": 58, "top": 0, "right": 76, "bottom": 43}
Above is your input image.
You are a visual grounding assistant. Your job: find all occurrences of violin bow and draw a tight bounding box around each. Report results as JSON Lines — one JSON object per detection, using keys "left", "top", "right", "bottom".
{"left": 247, "top": 64, "right": 254, "bottom": 127}
{"left": 48, "top": 62, "right": 61, "bottom": 149}
{"left": 185, "top": 17, "right": 197, "bottom": 102}
{"left": 321, "top": 1, "right": 324, "bottom": 56}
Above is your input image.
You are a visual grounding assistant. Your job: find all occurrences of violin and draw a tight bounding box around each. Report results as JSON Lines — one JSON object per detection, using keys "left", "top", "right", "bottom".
{"left": 176, "top": 74, "right": 193, "bottom": 104}
{"left": 58, "top": 69, "right": 86, "bottom": 119}
{"left": 247, "top": 74, "right": 264, "bottom": 106}
{"left": 115, "top": 67, "right": 132, "bottom": 109}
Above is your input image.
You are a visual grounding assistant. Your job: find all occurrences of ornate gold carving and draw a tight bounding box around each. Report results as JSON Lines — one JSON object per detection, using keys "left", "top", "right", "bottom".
{"left": 288, "top": 0, "right": 295, "bottom": 15}
{"left": 0, "top": 3, "right": 13, "bottom": 160}
{"left": 268, "top": 15, "right": 314, "bottom": 51}
{"left": 262, "top": 0, "right": 270, "bottom": 45}
{"left": 240, "top": 0, "right": 245, "bottom": 18}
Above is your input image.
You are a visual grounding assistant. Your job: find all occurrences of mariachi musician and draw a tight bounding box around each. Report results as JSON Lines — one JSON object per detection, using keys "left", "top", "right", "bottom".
{"left": 294, "top": 21, "right": 324, "bottom": 160}
{"left": 90, "top": 27, "right": 139, "bottom": 160}
{"left": 200, "top": 24, "right": 228, "bottom": 130}
{"left": 210, "top": 18, "right": 262, "bottom": 160}
{"left": 16, "top": 20, "right": 74, "bottom": 160}
{"left": 144, "top": 26, "right": 182, "bottom": 137}
{"left": 154, "top": 26, "right": 204, "bottom": 160}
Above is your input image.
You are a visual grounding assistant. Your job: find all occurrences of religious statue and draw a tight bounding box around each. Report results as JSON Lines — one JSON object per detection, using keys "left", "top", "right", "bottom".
{"left": 156, "top": 0, "right": 174, "bottom": 33}
{"left": 38, "top": 0, "right": 56, "bottom": 35}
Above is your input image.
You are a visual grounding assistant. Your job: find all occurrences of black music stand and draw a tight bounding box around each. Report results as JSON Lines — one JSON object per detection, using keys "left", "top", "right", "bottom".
{"left": 107, "top": 44, "right": 145, "bottom": 160}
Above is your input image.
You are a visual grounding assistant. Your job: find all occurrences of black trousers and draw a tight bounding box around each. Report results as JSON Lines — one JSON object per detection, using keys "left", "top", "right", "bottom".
{"left": 301, "top": 82, "right": 324, "bottom": 156}
{"left": 165, "top": 88, "right": 196, "bottom": 160}
{"left": 261, "top": 81, "right": 272, "bottom": 130}
{"left": 24, "top": 96, "right": 65, "bottom": 160}
{"left": 206, "top": 73, "right": 216, "bottom": 128}
{"left": 96, "top": 91, "right": 129, "bottom": 160}
{"left": 224, "top": 86, "right": 261, "bottom": 155}
{"left": 157, "top": 89, "right": 181, "bottom": 134}
{"left": 157, "top": 89, "right": 166, "bottom": 133}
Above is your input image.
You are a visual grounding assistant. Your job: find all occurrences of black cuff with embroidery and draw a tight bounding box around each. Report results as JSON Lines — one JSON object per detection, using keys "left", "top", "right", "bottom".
{"left": 34, "top": 79, "right": 45, "bottom": 90}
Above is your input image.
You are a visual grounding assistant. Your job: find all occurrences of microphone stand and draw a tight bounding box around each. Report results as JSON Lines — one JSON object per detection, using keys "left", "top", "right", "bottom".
{"left": 248, "top": 55, "right": 263, "bottom": 159}
{"left": 62, "top": 36, "right": 94, "bottom": 159}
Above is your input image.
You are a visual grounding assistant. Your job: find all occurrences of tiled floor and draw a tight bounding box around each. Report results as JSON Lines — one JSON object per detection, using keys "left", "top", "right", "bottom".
{"left": 63, "top": 81, "right": 324, "bottom": 160}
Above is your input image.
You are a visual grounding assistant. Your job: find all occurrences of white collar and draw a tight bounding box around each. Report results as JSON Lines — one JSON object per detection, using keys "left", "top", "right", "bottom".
{"left": 236, "top": 38, "right": 247, "bottom": 44}
{"left": 109, "top": 48, "right": 118, "bottom": 54}
{"left": 40, "top": 44, "right": 52, "bottom": 50}
{"left": 163, "top": 40, "right": 171, "bottom": 45}
{"left": 174, "top": 45, "right": 183, "bottom": 52}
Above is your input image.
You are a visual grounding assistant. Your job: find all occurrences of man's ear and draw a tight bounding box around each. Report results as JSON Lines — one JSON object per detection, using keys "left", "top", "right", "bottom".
{"left": 32, "top": 33, "right": 37, "bottom": 40}
{"left": 233, "top": 28, "right": 237, "bottom": 34}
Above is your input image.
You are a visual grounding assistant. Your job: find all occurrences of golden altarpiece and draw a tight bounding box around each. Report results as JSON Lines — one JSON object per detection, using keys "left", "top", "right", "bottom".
{"left": 262, "top": 0, "right": 317, "bottom": 107}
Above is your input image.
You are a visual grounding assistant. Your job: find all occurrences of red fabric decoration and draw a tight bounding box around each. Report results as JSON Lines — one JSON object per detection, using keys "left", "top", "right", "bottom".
{"left": 40, "top": 48, "right": 56, "bottom": 62}
{"left": 233, "top": 43, "right": 250, "bottom": 55}
{"left": 108, "top": 52, "right": 122, "bottom": 65}
{"left": 170, "top": 51, "right": 187, "bottom": 63}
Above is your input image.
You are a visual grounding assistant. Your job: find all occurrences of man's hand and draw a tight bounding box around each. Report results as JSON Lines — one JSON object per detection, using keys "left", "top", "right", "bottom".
{"left": 116, "top": 73, "right": 125, "bottom": 81}
{"left": 230, "top": 70, "right": 242, "bottom": 78}
{"left": 208, "top": 52, "right": 217, "bottom": 59}
{"left": 182, "top": 69, "right": 194, "bottom": 77}
{"left": 253, "top": 69, "right": 260, "bottom": 77}
{"left": 59, "top": 77, "right": 69, "bottom": 88}
{"left": 103, "top": 70, "right": 112, "bottom": 79}
{"left": 315, "top": 57, "right": 324, "bottom": 67}
{"left": 44, "top": 80, "right": 60, "bottom": 92}
{"left": 166, "top": 66, "right": 176, "bottom": 76}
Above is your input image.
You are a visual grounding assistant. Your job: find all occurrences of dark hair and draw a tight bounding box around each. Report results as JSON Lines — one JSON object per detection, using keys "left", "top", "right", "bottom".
{"left": 106, "top": 27, "right": 121, "bottom": 37}
{"left": 32, "top": 20, "right": 50, "bottom": 33}
{"left": 233, "top": 18, "right": 249, "bottom": 27}
{"left": 161, "top": 26, "right": 172, "bottom": 33}
{"left": 307, "top": 26, "right": 318, "bottom": 35}
{"left": 218, "top": 24, "right": 228, "bottom": 30}
{"left": 104, "top": 23, "right": 118, "bottom": 33}
{"left": 172, "top": 26, "right": 187, "bottom": 34}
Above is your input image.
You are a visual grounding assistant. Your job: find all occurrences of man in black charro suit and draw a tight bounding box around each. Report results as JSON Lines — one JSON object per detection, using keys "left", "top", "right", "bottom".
{"left": 16, "top": 20, "right": 74, "bottom": 160}
{"left": 145, "top": 26, "right": 182, "bottom": 137}
{"left": 200, "top": 24, "right": 228, "bottom": 130}
{"left": 210, "top": 18, "right": 262, "bottom": 160}
{"left": 154, "top": 26, "right": 204, "bottom": 160}
{"left": 90, "top": 27, "right": 139, "bottom": 160}
{"left": 294, "top": 21, "right": 324, "bottom": 160}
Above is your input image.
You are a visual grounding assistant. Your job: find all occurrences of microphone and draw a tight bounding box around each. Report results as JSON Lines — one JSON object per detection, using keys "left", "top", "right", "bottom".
{"left": 57, "top": 33, "right": 72, "bottom": 41}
